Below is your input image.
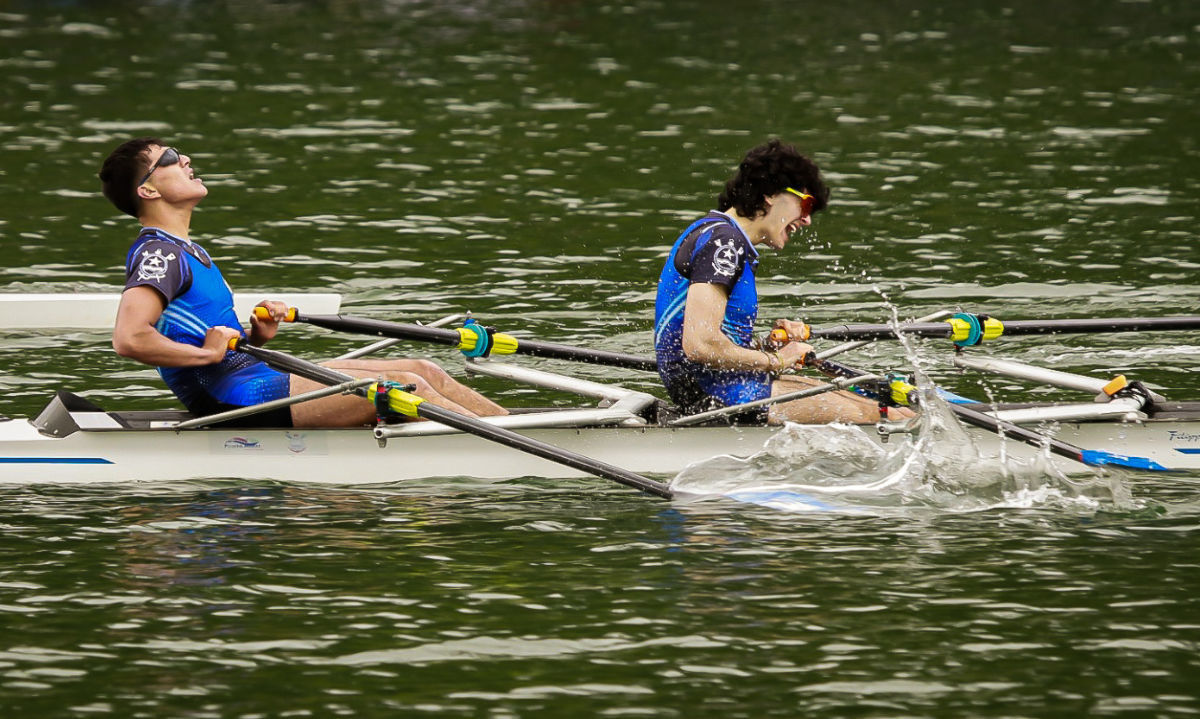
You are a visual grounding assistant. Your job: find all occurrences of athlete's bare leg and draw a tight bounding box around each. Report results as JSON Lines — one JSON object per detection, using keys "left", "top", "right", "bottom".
{"left": 766, "top": 375, "right": 914, "bottom": 425}
{"left": 322, "top": 358, "right": 507, "bottom": 417}
{"left": 287, "top": 362, "right": 504, "bottom": 427}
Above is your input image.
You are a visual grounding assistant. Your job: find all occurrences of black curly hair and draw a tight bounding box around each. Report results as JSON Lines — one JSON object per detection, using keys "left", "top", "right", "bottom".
{"left": 716, "top": 139, "right": 829, "bottom": 218}
{"left": 98, "top": 136, "right": 162, "bottom": 218}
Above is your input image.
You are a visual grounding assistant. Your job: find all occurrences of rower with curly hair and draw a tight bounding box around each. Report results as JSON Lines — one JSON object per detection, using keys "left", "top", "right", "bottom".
{"left": 654, "top": 139, "right": 890, "bottom": 425}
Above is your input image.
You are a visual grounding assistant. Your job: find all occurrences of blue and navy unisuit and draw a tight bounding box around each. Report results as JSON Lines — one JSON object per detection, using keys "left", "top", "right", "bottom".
{"left": 123, "top": 228, "right": 290, "bottom": 414}
{"left": 654, "top": 211, "right": 771, "bottom": 415}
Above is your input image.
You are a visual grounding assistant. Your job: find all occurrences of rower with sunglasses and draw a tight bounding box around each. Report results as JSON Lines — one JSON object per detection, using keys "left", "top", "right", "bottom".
{"left": 654, "top": 139, "right": 890, "bottom": 425}
{"left": 97, "top": 138, "right": 506, "bottom": 427}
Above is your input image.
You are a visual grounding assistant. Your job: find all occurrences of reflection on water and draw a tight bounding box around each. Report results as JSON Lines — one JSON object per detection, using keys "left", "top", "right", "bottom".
{"left": 0, "top": 478, "right": 1196, "bottom": 715}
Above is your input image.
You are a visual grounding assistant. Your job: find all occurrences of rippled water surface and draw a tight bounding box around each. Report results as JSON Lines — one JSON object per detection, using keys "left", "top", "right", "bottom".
{"left": 2, "top": 0, "right": 1199, "bottom": 716}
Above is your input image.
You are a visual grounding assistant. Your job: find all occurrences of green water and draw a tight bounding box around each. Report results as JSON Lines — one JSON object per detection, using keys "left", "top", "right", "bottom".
{"left": 1, "top": 1, "right": 1199, "bottom": 716}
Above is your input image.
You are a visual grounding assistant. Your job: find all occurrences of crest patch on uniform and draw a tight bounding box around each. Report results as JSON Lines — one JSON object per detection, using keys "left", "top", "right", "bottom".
{"left": 710, "top": 237, "right": 744, "bottom": 277}
{"left": 136, "top": 248, "right": 176, "bottom": 283}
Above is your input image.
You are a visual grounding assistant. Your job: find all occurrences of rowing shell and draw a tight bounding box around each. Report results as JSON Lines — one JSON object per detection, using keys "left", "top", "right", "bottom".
{"left": 0, "top": 292, "right": 342, "bottom": 330}
{"left": 1, "top": 393, "right": 1197, "bottom": 485}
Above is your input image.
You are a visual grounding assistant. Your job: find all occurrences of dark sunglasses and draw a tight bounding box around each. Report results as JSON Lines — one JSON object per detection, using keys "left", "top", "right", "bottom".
{"left": 137, "top": 147, "right": 181, "bottom": 187}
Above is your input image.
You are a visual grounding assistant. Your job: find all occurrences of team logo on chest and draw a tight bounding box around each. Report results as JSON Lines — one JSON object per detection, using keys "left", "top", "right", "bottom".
{"left": 136, "top": 248, "right": 176, "bottom": 283}
{"left": 710, "top": 237, "right": 744, "bottom": 277}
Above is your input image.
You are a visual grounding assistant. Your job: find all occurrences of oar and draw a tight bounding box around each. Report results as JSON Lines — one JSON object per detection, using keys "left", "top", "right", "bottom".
{"left": 667, "top": 373, "right": 883, "bottom": 427}
{"left": 768, "top": 322, "right": 1169, "bottom": 472}
{"left": 335, "top": 313, "right": 465, "bottom": 360}
{"left": 814, "top": 309, "right": 954, "bottom": 360}
{"left": 802, "top": 315, "right": 1200, "bottom": 344}
{"left": 228, "top": 338, "right": 674, "bottom": 498}
{"left": 256, "top": 308, "right": 657, "bottom": 371}
{"left": 803, "top": 355, "right": 1168, "bottom": 472}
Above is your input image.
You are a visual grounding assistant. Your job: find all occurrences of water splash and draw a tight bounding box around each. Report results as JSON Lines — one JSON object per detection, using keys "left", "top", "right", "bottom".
{"left": 672, "top": 301, "right": 1141, "bottom": 515}
{"left": 672, "top": 409, "right": 1137, "bottom": 515}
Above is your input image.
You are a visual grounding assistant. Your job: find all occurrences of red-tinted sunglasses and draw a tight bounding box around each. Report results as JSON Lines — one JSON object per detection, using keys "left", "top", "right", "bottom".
{"left": 785, "top": 187, "right": 815, "bottom": 216}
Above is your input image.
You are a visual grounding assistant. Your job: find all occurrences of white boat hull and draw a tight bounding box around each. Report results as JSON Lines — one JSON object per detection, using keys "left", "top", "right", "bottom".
{"left": 1, "top": 412, "right": 1197, "bottom": 486}
{"left": 0, "top": 419, "right": 774, "bottom": 485}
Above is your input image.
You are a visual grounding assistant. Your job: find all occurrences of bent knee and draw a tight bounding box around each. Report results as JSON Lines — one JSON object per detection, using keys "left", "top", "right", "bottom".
{"left": 389, "top": 358, "right": 445, "bottom": 379}
{"left": 411, "top": 358, "right": 446, "bottom": 377}
{"left": 393, "top": 373, "right": 435, "bottom": 394}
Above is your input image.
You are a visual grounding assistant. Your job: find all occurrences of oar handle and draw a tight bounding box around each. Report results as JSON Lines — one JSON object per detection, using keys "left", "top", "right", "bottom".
{"left": 253, "top": 306, "right": 298, "bottom": 322}
{"left": 767, "top": 325, "right": 811, "bottom": 347}
{"left": 764, "top": 327, "right": 818, "bottom": 369}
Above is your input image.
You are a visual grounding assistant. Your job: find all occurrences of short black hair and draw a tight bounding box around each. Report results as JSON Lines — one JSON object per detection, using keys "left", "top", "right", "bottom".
{"left": 98, "top": 137, "right": 162, "bottom": 217}
{"left": 716, "top": 139, "right": 829, "bottom": 218}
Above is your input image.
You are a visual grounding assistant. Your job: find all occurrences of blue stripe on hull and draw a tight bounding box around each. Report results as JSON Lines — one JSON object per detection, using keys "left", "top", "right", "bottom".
{"left": 0, "top": 458, "right": 114, "bottom": 465}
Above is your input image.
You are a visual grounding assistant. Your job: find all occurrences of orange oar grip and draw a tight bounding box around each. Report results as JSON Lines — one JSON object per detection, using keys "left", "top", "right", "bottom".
{"left": 767, "top": 323, "right": 812, "bottom": 351}
{"left": 767, "top": 323, "right": 811, "bottom": 348}
{"left": 253, "top": 306, "right": 297, "bottom": 322}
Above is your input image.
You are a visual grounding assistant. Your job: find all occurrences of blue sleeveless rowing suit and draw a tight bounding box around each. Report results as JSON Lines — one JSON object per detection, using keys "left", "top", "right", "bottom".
{"left": 654, "top": 211, "right": 771, "bottom": 418}
{"left": 123, "top": 228, "right": 290, "bottom": 416}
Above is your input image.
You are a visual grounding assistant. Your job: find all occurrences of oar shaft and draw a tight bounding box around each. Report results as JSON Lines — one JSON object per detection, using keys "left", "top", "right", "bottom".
{"left": 296, "top": 312, "right": 658, "bottom": 371}
{"left": 229, "top": 340, "right": 674, "bottom": 498}
{"left": 668, "top": 373, "right": 878, "bottom": 427}
{"left": 300, "top": 313, "right": 463, "bottom": 348}
{"left": 806, "top": 358, "right": 1131, "bottom": 470}
{"left": 512, "top": 341, "right": 657, "bottom": 372}
{"left": 815, "top": 309, "right": 954, "bottom": 360}
{"left": 940, "top": 402, "right": 1090, "bottom": 462}
{"left": 239, "top": 341, "right": 360, "bottom": 385}
{"left": 811, "top": 316, "right": 1200, "bottom": 341}
{"left": 414, "top": 402, "right": 673, "bottom": 497}
{"left": 1001, "top": 317, "right": 1200, "bottom": 335}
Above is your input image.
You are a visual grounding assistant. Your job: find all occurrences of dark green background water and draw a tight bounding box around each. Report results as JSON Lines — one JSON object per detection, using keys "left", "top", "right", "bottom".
{"left": 1, "top": 1, "right": 1199, "bottom": 716}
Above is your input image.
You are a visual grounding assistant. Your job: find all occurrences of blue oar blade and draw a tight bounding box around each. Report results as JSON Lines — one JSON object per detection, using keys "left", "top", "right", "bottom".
{"left": 724, "top": 489, "right": 868, "bottom": 513}
{"left": 934, "top": 387, "right": 978, "bottom": 404}
{"left": 1080, "top": 449, "right": 1169, "bottom": 472}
